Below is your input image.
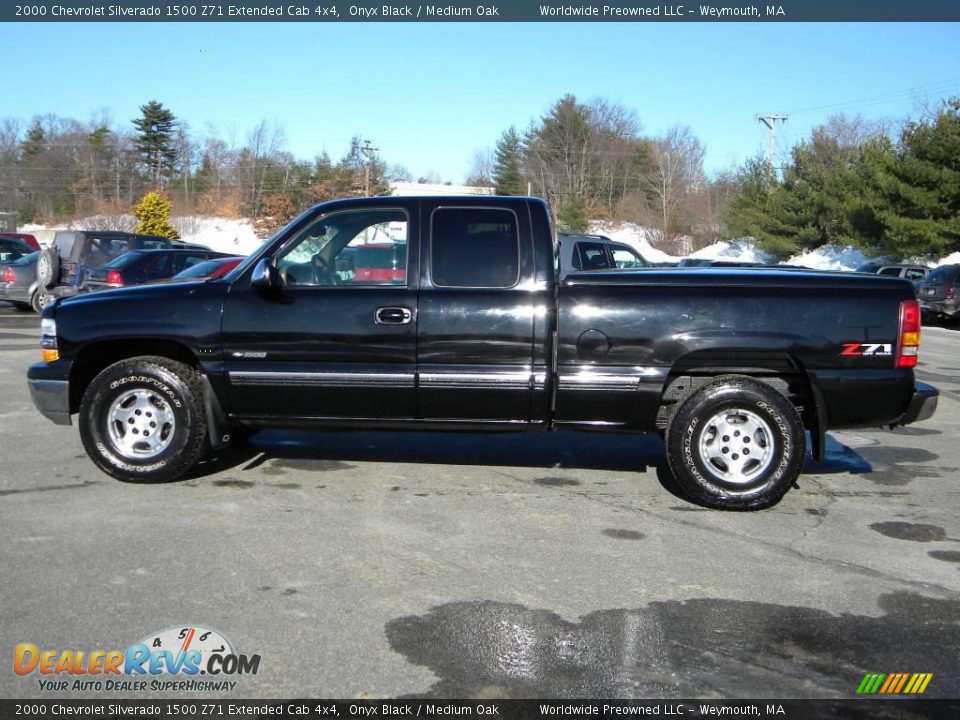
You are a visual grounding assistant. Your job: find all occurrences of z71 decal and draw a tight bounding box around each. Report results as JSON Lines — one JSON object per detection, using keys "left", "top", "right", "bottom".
{"left": 841, "top": 343, "right": 893, "bottom": 356}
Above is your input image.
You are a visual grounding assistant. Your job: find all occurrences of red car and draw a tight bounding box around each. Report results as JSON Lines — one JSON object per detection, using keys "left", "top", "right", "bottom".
{"left": 352, "top": 243, "right": 406, "bottom": 283}
{"left": 0, "top": 233, "right": 41, "bottom": 252}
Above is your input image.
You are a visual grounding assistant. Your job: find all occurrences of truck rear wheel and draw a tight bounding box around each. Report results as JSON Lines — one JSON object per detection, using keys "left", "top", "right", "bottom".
{"left": 664, "top": 375, "right": 805, "bottom": 510}
{"left": 79, "top": 357, "right": 208, "bottom": 483}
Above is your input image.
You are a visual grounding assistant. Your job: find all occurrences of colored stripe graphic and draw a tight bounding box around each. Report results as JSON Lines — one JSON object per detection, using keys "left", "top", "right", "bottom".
{"left": 857, "top": 673, "right": 885, "bottom": 694}
{"left": 857, "top": 672, "right": 932, "bottom": 694}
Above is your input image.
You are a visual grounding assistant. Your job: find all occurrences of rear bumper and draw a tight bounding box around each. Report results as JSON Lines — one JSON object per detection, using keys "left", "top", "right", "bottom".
{"left": 898, "top": 381, "right": 938, "bottom": 426}
{"left": 27, "top": 362, "right": 72, "bottom": 426}
{"left": 920, "top": 298, "right": 959, "bottom": 319}
{"left": 49, "top": 285, "right": 82, "bottom": 299}
{"left": 0, "top": 286, "right": 22, "bottom": 302}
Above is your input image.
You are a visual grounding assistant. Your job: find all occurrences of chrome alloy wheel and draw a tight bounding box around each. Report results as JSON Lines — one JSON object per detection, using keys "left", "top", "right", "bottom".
{"left": 106, "top": 388, "right": 176, "bottom": 459}
{"left": 697, "top": 407, "right": 775, "bottom": 485}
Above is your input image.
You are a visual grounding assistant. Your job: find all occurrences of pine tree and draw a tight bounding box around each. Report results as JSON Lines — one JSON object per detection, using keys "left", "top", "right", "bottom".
{"left": 556, "top": 196, "right": 588, "bottom": 232}
{"left": 132, "top": 101, "right": 178, "bottom": 188}
{"left": 334, "top": 137, "right": 391, "bottom": 197}
{"left": 21, "top": 120, "right": 46, "bottom": 157}
{"left": 132, "top": 191, "right": 179, "bottom": 240}
{"left": 878, "top": 100, "right": 960, "bottom": 258}
{"left": 493, "top": 127, "right": 525, "bottom": 195}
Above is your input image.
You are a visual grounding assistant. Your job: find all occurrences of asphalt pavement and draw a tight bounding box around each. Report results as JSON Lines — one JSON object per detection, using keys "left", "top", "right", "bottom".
{"left": 0, "top": 305, "right": 958, "bottom": 700}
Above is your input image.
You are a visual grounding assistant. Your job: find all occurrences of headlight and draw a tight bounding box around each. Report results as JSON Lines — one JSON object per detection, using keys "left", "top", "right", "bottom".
{"left": 40, "top": 318, "right": 58, "bottom": 361}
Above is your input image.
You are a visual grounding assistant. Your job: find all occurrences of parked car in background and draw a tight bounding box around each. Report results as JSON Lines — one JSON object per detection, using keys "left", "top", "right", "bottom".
{"left": 917, "top": 264, "right": 960, "bottom": 324}
{"left": 557, "top": 232, "right": 649, "bottom": 277}
{"left": 0, "top": 236, "right": 34, "bottom": 263}
{"left": 36, "top": 230, "right": 199, "bottom": 303}
{"left": 352, "top": 242, "right": 407, "bottom": 283}
{"left": 0, "top": 233, "right": 41, "bottom": 252}
{"left": 80, "top": 249, "right": 233, "bottom": 292}
{"left": 858, "top": 262, "right": 929, "bottom": 284}
{"left": 0, "top": 251, "right": 43, "bottom": 312}
{"left": 157, "top": 255, "right": 245, "bottom": 283}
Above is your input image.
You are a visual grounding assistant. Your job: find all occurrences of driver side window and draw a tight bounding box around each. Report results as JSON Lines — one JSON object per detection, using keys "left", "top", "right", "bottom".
{"left": 276, "top": 208, "right": 409, "bottom": 287}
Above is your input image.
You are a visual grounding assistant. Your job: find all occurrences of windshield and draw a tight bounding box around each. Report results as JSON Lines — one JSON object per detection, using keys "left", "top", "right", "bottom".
{"left": 927, "top": 265, "right": 958, "bottom": 283}
{"left": 10, "top": 251, "right": 40, "bottom": 266}
{"left": 174, "top": 258, "right": 227, "bottom": 279}
{"left": 224, "top": 205, "right": 320, "bottom": 282}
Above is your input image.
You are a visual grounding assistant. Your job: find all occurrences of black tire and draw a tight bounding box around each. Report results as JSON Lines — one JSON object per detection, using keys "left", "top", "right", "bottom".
{"left": 36, "top": 247, "right": 59, "bottom": 290}
{"left": 30, "top": 290, "right": 46, "bottom": 313}
{"left": 79, "top": 356, "right": 209, "bottom": 483}
{"left": 664, "top": 375, "right": 805, "bottom": 510}
{"left": 12, "top": 301, "right": 32, "bottom": 312}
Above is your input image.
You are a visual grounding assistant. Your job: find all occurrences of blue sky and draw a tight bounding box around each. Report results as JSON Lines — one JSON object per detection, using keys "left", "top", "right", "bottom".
{"left": 7, "top": 22, "right": 960, "bottom": 181}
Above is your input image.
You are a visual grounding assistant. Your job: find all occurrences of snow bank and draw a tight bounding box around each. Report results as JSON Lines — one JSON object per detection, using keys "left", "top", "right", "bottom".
{"left": 172, "top": 216, "right": 262, "bottom": 255}
{"left": 786, "top": 244, "right": 872, "bottom": 271}
{"left": 690, "top": 240, "right": 773, "bottom": 264}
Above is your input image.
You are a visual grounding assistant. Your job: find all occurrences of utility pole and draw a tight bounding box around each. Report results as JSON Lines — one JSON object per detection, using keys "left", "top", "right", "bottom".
{"left": 755, "top": 115, "right": 787, "bottom": 179}
{"left": 360, "top": 139, "right": 378, "bottom": 196}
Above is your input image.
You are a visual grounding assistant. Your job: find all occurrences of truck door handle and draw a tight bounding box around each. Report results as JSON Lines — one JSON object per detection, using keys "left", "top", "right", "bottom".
{"left": 375, "top": 307, "right": 413, "bottom": 325}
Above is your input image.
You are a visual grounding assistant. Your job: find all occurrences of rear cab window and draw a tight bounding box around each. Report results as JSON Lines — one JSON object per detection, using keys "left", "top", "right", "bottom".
{"left": 431, "top": 208, "right": 520, "bottom": 288}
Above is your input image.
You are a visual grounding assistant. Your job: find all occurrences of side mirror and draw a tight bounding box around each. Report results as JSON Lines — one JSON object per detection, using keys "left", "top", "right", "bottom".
{"left": 250, "top": 258, "right": 283, "bottom": 294}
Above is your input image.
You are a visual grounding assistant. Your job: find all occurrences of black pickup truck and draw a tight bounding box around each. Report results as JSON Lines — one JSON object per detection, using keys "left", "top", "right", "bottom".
{"left": 27, "top": 196, "right": 938, "bottom": 509}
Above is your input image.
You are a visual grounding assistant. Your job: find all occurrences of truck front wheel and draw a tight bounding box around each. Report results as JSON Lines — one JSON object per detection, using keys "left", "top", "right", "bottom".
{"left": 79, "top": 357, "right": 209, "bottom": 483}
{"left": 665, "top": 376, "right": 805, "bottom": 510}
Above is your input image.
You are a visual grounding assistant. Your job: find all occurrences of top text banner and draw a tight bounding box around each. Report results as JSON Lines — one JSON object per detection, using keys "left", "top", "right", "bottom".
{"left": 6, "top": 0, "right": 960, "bottom": 22}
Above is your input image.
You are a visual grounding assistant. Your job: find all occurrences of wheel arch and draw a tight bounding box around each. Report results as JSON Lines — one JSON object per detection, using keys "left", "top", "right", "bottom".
{"left": 69, "top": 340, "right": 233, "bottom": 451}
{"left": 69, "top": 339, "right": 200, "bottom": 413}
{"left": 657, "top": 350, "right": 827, "bottom": 461}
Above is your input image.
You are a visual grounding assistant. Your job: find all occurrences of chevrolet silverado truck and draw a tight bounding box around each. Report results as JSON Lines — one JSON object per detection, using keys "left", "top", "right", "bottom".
{"left": 27, "top": 196, "right": 938, "bottom": 509}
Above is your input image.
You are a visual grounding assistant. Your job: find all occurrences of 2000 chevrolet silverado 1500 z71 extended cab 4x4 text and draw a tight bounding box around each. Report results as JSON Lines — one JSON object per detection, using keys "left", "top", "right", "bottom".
{"left": 27, "top": 197, "right": 938, "bottom": 510}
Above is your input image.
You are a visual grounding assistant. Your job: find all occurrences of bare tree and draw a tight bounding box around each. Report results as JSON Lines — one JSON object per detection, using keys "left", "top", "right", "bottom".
{"left": 465, "top": 148, "right": 495, "bottom": 187}
{"left": 524, "top": 95, "right": 648, "bottom": 223}
{"left": 635, "top": 124, "right": 706, "bottom": 245}
{"left": 238, "top": 120, "right": 287, "bottom": 217}
{"left": 0, "top": 118, "right": 21, "bottom": 213}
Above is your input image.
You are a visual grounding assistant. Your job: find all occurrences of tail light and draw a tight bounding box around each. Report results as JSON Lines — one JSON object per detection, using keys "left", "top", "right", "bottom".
{"left": 106, "top": 270, "right": 124, "bottom": 287}
{"left": 896, "top": 299, "right": 921, "bottom": 369}
{"left": 946, "top": 286, "right": 956, "bottom": 299}
{"left": 1, "top": 267, "right": 14, "bottom": 283}
{"left": 66, "top": 262, "right": 77, "bottom": 277}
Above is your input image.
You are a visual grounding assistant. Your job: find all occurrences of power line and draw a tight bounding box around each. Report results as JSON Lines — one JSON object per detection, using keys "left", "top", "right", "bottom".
{"left": 783, "top": 76, "right": 960, "bottom": 117}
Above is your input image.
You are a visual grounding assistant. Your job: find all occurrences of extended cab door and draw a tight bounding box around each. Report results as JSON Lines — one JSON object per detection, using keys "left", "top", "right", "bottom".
{"left": 416, "top": 201, "right": 549, "bottom": 424}
{"left": 220, "top": 202, "right": 419, "bottom": 422}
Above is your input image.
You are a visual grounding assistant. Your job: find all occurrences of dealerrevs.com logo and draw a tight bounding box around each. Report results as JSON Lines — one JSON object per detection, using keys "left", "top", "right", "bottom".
{"left": 14, "top": 626, "right": 261, "bottom": 693}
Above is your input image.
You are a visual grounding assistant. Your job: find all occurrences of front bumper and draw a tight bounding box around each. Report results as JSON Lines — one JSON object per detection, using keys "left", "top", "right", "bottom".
{"left": 899, "top": 381, "right": 938, "bottom": 426}
{"left": 27, "top": 362, "right": 72, "bottom": 425}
